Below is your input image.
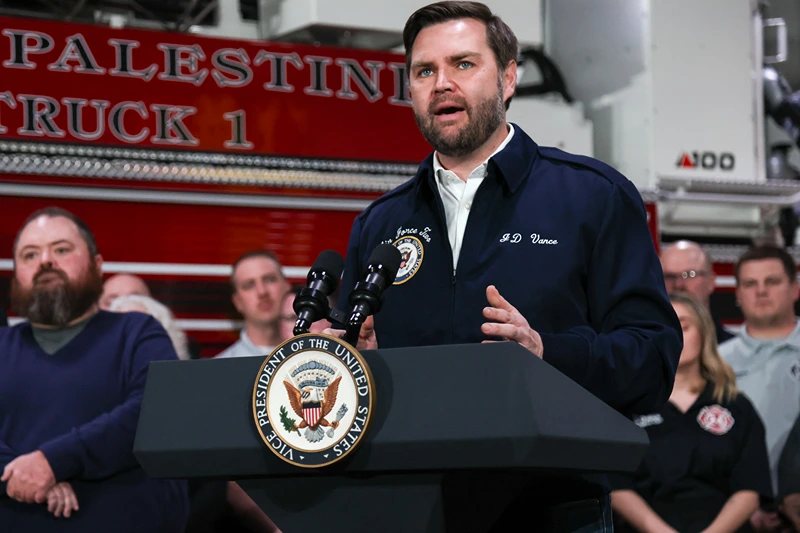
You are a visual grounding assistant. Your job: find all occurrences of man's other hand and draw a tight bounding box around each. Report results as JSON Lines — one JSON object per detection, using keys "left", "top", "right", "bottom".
{"left": 1, "top": 450, "right": 56, "bottom": 503}
{"left": 46, "top": 482, "right": 79, "bottom": 518}
{"left": 481, "top": 285, "right": 544, "bottom": 358}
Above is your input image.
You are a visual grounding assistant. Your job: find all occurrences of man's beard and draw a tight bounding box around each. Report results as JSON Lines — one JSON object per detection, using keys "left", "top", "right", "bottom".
{"left": 414, "top": 77, "right": 505, "bottom": 158}
{"left": 10, "top": 263, "right": 104, "bottom": 327}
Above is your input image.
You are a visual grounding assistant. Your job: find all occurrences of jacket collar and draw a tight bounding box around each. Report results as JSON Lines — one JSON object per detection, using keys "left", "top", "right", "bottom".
{"left": 413, "top": 123, "right": 538, "bottom": 197}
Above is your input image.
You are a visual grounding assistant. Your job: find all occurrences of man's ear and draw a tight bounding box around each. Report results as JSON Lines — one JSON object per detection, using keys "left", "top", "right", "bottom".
{"left": 232, "top": 292, "right": 244, "bottom": 315}
{"left": 503, "top": 60, "right": 517, "bottom": 104}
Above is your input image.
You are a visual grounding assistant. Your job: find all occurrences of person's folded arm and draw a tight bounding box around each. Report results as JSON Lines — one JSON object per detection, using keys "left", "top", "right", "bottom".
{"left": 38, "top": 318, "right": 178, "bottom": 481}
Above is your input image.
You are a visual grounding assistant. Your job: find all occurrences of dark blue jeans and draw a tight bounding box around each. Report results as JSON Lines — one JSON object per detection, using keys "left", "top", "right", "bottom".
{"left": 545, "top": 495, "right": 614, "bottom": 533}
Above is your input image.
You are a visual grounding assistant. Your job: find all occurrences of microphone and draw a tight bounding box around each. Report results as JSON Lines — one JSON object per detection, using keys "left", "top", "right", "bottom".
{"left": 293, "top": 250, "right": 345, "bottom": 336}
{"left": 345, "top": 244, "right": 402, "bottom": 345}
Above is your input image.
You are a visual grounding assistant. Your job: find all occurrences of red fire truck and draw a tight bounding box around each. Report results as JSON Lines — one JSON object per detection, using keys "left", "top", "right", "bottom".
{"left": 0, "top": 14, "right": 746, "bottom": 356}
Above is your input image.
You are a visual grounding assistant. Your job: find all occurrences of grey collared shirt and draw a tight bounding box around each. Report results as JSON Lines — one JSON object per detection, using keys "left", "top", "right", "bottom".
{"left": 720, "top": 320, "right": 800, "bottom": 495}
{"left": 214, "top": 329, "right": 274, "bottom": 359}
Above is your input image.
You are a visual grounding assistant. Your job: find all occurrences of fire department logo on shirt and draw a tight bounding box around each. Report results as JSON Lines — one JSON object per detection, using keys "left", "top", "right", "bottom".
{"left": 393, "top": 235, "right": 424, "bottom": 284}
{"left": 697, "top": 405, "right": 735, "bottom": 435}
{"left": 252, "top": 333, "right": 374, "bottom": 468}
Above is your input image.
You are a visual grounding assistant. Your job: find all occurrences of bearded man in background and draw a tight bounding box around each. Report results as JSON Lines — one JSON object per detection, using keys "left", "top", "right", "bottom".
{"left": 0, "top": 206, "right": 189, "bottom": 533}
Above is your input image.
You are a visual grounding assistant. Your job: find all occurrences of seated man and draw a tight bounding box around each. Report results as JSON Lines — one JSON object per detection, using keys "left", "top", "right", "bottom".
{"left": 99, "top": 273, "right": 152, "bottom": 310}
{"left": 720, "top": 245, "right": 800, "bottom": 532}
{"left": 215, "top": 250, "right": 290, "bottom": 358}
{"left": 0, "top": 207, "right": 189, "bottom": 532}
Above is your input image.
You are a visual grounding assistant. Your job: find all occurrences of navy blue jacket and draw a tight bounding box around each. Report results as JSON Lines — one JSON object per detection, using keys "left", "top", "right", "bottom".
{"left": 339, "top": 126, "right": 682, "bottom": 415}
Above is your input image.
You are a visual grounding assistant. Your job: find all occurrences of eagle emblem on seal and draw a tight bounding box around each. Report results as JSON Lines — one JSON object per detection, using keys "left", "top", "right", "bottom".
{"left": 281, "top": 360, "right": 347, "bottom": 443}
{"left": 253, "top": 333, "right": 374, "bottom": 468}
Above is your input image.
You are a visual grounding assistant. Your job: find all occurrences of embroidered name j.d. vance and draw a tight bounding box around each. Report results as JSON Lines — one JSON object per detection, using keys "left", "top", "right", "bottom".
{"left": 531, "top": 233, "right": 558, "bottom": 245}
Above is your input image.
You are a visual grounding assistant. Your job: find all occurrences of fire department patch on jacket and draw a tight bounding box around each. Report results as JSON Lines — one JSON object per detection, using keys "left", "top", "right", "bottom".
{"left": 252, "top": 333, "right": 374, "bottom": 468}
{"left": 393, "top": 235, "right": 424, "bottom": 284}
{"left": 697, "top": 405, "right": 735, "bottom": 435}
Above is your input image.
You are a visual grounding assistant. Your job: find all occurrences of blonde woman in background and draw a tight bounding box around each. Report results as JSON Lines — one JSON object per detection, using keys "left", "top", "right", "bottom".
{"left": 110, "top": 294, "right": 190, "bottom": 360}
{"left": 611, "top": 292, "right": 773, "bottom": 533}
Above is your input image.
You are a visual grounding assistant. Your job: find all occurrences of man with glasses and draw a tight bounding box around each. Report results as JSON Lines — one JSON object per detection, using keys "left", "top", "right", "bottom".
{"left": 660, "top": 240, "right": 733, "bottom": 343}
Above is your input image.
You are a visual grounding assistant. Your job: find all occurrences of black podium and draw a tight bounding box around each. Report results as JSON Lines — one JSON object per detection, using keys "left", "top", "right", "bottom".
{"left": 134, "top": 342, "right": 648, "bottom": 532}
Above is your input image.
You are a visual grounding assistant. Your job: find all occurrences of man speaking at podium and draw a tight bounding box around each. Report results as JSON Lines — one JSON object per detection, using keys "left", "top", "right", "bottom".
{"left": 334, "top": 1, "right": 682, "bottom": 531}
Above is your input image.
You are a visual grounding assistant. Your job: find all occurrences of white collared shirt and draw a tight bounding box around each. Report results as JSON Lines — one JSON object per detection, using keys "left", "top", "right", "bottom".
{"left": 434, "top": 124, "right": 515, "bottom": 270}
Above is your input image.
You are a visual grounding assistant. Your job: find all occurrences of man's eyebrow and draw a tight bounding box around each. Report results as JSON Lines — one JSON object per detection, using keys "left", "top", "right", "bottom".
{"left": 18, "top": 244, "right": 39, "bottom": 254}
{"left": 17, "top": 240, "right": 70, "bottom": 253}
{"left": 410, "top": 52, "right": 479, "bottom": 70}
{"left": 447, "top": 52, "right": 479, "bottom": 62}
{"left": 410, "top": 59, "right": 434, "bottom": 70}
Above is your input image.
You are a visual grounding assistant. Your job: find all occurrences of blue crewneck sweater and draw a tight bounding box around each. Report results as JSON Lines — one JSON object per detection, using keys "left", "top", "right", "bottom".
{"left": 0, "top": 310, "right": 188, "bottom": 532}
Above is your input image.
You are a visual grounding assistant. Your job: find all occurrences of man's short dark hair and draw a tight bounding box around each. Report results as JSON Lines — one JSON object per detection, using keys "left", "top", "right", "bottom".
{"left": 734, "top": 244, "right": 797, "bottom": 284}
{"left": 403, "top": 1, "right": 518, "bottom": 109}
{"left": 13, "top": 206, "right": 99, "bottom": 258}
{"left": 230, "top": 249, "right": 283, "bottom": 292}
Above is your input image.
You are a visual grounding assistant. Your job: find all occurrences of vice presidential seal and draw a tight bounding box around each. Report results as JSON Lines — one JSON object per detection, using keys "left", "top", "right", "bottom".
{"left": 393, "top": 235, "right": 424, "bottom": 284}
{"left": 252, "top": 333, "right": 374, "bottom": 468}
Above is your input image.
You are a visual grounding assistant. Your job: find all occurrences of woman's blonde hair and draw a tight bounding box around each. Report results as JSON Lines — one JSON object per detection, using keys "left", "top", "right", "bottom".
{"left": 669, "top": 291, "right": 738, "bottom": 402}
{"left": 110, "top": 294, "right": 190, "bottom": 361}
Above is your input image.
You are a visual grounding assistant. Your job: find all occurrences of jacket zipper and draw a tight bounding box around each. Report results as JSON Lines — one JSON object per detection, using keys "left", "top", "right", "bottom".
{"left": 450, "top": 269, "right": 457, "bottom": 341}
{"left": 431, "top": 182, "right": 458, "bottom": 342}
